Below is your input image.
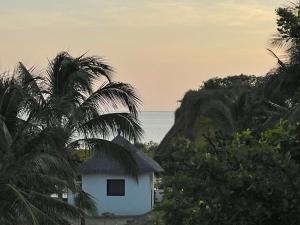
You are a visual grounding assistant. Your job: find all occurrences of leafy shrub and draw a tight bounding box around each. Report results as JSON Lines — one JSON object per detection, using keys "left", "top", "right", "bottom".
{"left": 159, "top": 126, "right": 300, "bottom": 225}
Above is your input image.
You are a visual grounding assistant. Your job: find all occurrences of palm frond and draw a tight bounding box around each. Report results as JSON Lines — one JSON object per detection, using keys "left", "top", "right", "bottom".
{"left": 0, "top": 118, "right": 12, "bottom": 153}
{"left": 267, "top": 49, "right": 286, "bottom": 68}
{"left": 0, "top": 82, "right": 23, "bottom": 135}
{"left": 5, "top": 184, "right": 39, "bottom": 225}
{"left": 77, "top": 54, "right": 114, "bottom": 82}
{"left": 77, "top": 112, "right": 143, "bottom": 142}
{"left": 74, "top": 189, "right": 97, "bottom": 215}
{"left": 0, "top": 51, "right": 143, "bottom": 224}
{"left": 46, "top": 52, "right": 113, "bottom": 98}
{"left": 79, "top": 82, "right": 141, "bottom": 117}
{"left": 28, "top": 191, "right": 83, "bottom": 219}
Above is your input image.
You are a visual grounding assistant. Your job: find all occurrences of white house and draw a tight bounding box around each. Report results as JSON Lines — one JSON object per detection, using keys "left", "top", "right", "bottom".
{"left": 68, "top": 135, "right": 163, "bottom": 216}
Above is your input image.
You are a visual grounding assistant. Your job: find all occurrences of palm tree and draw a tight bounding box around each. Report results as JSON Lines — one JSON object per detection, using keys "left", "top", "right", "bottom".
{"left": 266, "top": 2, "right": 300, "bottom": 103}
{"left": 37, "top": 52, "right": 143, "bottom": 173}
{"left": 0, "top": 75, "right": 85, "bottom": 225}
{"left": 0, "top": 51, "right": 143, "bottom": 224}
{"left": 260, "top": 2, "right": 300, "bottom": 125}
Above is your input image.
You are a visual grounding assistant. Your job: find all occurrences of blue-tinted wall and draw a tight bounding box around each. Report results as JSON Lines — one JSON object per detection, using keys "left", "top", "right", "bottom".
{"left": 70, "top": 172, "right": 154, "bottom": 216}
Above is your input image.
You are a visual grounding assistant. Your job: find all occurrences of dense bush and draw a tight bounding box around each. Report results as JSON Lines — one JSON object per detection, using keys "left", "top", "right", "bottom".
{"left": 159, "top": 125, "right": 300, "bottom": 225}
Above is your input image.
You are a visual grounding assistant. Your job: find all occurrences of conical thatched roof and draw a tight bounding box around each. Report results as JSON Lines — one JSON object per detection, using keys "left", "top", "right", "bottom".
{"left": 80, "top": 135, "right": 163, "bottom": 175}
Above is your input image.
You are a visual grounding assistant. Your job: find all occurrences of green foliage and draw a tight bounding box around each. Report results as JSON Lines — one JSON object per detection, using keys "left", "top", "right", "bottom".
{"left": 156, "top": 3, "right": 300, "bottom": 223}
{"left": 148, "top": 211, "right": 165, "bottom": 225}
{"left": 0, "top": 52, "right": 142, "bottom": 224}
{"left": 157, "top": 1, "right": 300, "bottom": 163}
{"left": 273, "top": 3, "right": 300, "bottom": 54}
{"left": 275, "top": 6, "right": 300, "bottom": 43}
{"left": 267, "top": 2, "right": 300, "bottom": 102}
{"left": 159, "top": 126, "right": 300, "bottom": 225}
{"left": 202, "top": 74, "right": 262, "bottom": 90}
{"left": 73, "top": 149, "right": 94, "bottom": 162}
{"left": 157, "top": 74, "right": 269, "bottom": 160}
{"left": 155, "top": 2, "right": 300, "bottom": 225}
{"left": 134, "top": 141, "right": 158, "bottom": 158}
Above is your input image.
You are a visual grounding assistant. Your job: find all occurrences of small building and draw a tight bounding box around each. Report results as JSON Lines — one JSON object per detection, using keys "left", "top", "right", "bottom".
{"left": 69, "top": 135, "right": 163, "bottom": 216}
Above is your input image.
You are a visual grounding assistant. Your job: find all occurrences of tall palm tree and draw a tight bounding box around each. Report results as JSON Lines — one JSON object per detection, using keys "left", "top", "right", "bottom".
{"left": 0, "top": 51, "right": 143, "bottom": 224}
{"left": 40, "top": 52, "right": 142, "bottom": 152}
{"left": 0, "top": 75, "right": 84, "bottom": 225}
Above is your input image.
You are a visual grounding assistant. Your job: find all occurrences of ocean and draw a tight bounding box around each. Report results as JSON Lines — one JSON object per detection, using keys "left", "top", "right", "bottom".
{"left": 138, "top": 111, "right": 174, "bottom": 143}
{"left": 74, "top": 111, "right": 174, "bottom": 144}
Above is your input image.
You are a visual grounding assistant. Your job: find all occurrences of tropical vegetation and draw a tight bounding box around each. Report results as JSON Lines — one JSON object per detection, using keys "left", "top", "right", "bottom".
{"left": 157, "top": 1, "right": 300, "bottom": 161}
{"left": 159, "top": 124, "right": 300, "bottom": 225}
{"left": 0, "top": 52, "right": 142, "bottom": 225}
{"left": 153, "top": 2, "right": 300, "bottom": 225}
{"left": 3, "top": 1, "right": 300, "bottom": 225}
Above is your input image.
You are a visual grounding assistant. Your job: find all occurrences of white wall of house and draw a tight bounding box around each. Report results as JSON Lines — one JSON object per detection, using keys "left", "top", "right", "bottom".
{"left": 70, "top": 172, "right": 154, "bottom": 216}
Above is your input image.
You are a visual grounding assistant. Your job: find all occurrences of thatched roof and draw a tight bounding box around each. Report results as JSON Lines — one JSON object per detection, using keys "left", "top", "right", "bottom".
{"left": 80, "top": 135, "right": 163, "bottom": 175}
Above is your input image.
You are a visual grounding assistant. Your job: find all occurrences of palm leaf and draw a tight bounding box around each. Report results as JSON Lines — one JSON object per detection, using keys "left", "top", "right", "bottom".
{"left": 77, "top": 112, "right": 143, "bottom": 142}
{"left": 74, "top": 189, "right": 97, "bottom": 215}
{"left": 79, "top": 82, "right": 141, "bottom": 117}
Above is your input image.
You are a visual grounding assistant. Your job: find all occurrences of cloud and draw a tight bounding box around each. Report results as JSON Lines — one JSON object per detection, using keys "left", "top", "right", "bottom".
{"left": 0, "top": 0, "right": 283, "bottom": 110}
{"left": 0, "top": 0, "right": 279, "bottom": 30}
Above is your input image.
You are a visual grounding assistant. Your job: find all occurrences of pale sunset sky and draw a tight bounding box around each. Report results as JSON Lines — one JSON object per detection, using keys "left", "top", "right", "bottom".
{"left": 0, "top": 0, "right": 285, "bottom": 111}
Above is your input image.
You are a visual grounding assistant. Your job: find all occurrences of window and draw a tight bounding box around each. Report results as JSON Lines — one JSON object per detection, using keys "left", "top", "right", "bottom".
{"left": 107, "top": 179, "right": 125, "bottom": 196}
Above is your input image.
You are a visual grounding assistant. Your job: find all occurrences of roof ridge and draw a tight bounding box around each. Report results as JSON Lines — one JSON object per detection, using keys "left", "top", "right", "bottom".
{"left": 80, "top": 136, "right": 163, "bottom": 175}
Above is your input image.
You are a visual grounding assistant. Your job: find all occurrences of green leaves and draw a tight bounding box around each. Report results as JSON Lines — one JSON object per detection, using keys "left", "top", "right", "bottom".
{"left": 160, "top": 126, "right": 300, "bottom": 225}
{"left": 275, "top": 6, "right": 300, "bottom": 45}
{"left": 0, "top": 51, "right": 143, "bottom": 224}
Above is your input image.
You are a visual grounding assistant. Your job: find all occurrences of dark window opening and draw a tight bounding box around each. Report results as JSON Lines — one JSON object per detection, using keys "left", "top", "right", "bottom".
{"left": 107, "top": 179, "right": 125, "bottom": 196}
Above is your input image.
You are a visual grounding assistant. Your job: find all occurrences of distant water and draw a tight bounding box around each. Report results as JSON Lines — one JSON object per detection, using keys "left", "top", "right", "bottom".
{"left": 138, "top": 111, "right": 174, "bottom": 143}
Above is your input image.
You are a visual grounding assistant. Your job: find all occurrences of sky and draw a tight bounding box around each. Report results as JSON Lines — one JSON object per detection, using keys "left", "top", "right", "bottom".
{"left": 0, "top": 0, "right": 285, "bottom": 111}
